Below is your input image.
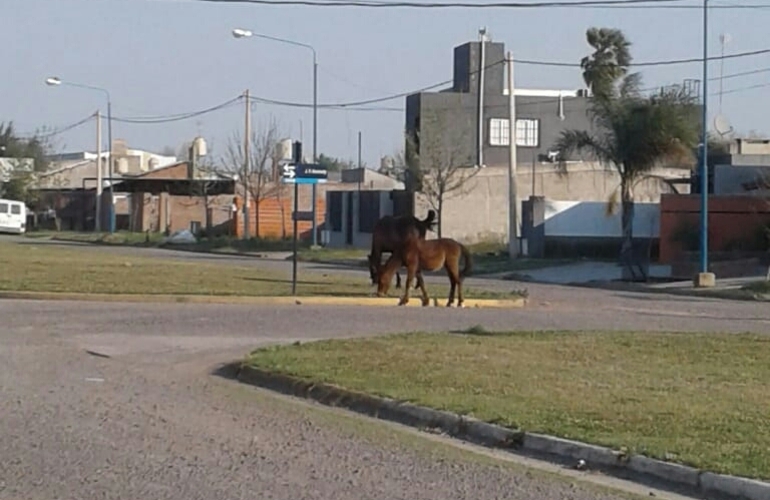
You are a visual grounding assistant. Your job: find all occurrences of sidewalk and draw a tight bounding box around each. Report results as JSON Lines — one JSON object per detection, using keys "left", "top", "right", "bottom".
{"left": 509, "top": 260, "right": 769, "bottom": 301}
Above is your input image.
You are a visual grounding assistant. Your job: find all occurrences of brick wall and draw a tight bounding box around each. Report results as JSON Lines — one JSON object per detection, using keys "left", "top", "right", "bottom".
{"left": 659, "top": 194, "right": 770, "bottom": 263}
{"left": 233, "top": 184, "right": 326, "bottom": 240}
{"left": 130, "top": 192, "right": 236, "bottom": 235}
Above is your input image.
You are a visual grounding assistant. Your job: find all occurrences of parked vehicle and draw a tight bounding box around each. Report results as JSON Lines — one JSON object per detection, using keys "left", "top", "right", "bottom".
{"left": 0, "top": 198, "right": 27, "bottom": 234}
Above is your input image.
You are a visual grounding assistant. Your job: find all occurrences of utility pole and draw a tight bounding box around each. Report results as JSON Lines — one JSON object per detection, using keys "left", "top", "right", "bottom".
{"left": 507, "top": 51, "right": 519, "bottom": 258}
{"left": 107, "top": 100, "right": 114, "bottom": 234}
{"left": 244, "top": 89, "right": 251, "bottom": 239}
{"left": 357, "top": 131, "right": 362, "bottom": 192}
{"left": 477, "top": 27, "right": 487, "bottom": 169}
{"left": 95, "top": 110, "right": 103, "bottom": 233}
{"left": 311, "top": 58, "right": 319, "bottom": 248}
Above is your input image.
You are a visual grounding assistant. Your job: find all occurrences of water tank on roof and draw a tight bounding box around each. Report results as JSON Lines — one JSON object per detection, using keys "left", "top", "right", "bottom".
{"left": 275, "top": 138, "right": 293, "bottom": 162}
{"left": 117, "top": 157, "right": 129, "bottom": 174}
{"left": 192, "top": 136, "right": 207, "bottom": 157}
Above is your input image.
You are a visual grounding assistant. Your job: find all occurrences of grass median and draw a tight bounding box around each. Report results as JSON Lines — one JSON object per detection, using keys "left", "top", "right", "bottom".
{"left": 246, "top": 330, "right": 770, "bottom": 480}
{"left": 0, "top": 240, "right": 520, "bottom": 299}
{"left": 29, "top": 231, "right": 576, "bottom": 276}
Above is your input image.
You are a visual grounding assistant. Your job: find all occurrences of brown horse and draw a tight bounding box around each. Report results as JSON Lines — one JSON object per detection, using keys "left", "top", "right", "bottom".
{"left": 375, "top": 237, "right": 472, "bottom": 307}
{"left": 367, "top": 210, "right": 436, "bottom": 289}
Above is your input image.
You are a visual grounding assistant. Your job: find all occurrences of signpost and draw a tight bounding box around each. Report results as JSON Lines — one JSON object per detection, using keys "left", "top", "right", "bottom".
{"left": 280, "top": 141, "right": 328, "bottom": 295}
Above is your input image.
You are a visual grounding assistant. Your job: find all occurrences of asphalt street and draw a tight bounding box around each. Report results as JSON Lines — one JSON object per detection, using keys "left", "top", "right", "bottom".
{"left": 2, "top": 239, "right": 767, "bottom": 499}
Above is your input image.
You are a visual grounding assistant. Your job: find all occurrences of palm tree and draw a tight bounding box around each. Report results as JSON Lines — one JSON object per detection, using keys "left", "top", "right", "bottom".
{"left": 554, "top": 28, "right": 700, "bottom": 281}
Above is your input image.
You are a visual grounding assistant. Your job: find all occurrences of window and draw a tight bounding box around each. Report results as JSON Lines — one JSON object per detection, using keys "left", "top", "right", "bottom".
{"left": 10, "top": 204, "right": 21, "bottom": 215}
{"left": 0, "top": 203, "right": 7, "bottom": 214}
{"left": 488, "top": 118, "right": 540, "bottom": 147}
{"left": 328, "top": 191, "right": 343, "bottom": 232}
{"left": 489, "top": 118, "right": 510, "bottom": 146}
{"left": 516, "top": 118, "right": 540, "bottom": 147}
{"left": 358, "top": 191, "right": 381, "bottom": 233}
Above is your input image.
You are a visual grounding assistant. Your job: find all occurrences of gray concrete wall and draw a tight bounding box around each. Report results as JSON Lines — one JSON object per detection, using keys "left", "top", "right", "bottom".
{"left": 413, "top": 162, "right": 691, "bottom": 244}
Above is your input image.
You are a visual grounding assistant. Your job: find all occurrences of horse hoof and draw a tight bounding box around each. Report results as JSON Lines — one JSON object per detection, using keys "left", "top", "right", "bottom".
{"left": 421, "top": 299, "right": 430, "bottom": 307}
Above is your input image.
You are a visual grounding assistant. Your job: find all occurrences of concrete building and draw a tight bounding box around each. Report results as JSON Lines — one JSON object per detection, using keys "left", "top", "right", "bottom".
{"left": 405, "top": 37, "right": 593, "bottom": 171}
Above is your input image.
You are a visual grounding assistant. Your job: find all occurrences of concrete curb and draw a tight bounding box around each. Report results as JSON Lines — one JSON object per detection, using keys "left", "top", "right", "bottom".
{"left": 566, "top": 280, "right": 770, "bottom": 303}
{"left": 235, "top": 365, "right": 770, "bottom": 500}
{"left": 0, "top": 291, "right": 527, "bottom": 309}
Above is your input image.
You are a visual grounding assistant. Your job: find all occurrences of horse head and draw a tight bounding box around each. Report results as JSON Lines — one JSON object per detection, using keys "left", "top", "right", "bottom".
{"left": 417, "top": 209, "right": 438, "bottom": 236}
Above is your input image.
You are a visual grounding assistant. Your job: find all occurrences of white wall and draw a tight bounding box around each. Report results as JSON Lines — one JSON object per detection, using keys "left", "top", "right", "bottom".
{"left": 543, "top": 200, "right": 660, "bottom": 238}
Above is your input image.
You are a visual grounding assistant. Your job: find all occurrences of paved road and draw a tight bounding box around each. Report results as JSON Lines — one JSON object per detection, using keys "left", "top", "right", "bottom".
{"left": 2, "top": 239, "right": 768, "bottom": 499}
{"left": 2, "top": 299, "right": 710, "bottom": 500}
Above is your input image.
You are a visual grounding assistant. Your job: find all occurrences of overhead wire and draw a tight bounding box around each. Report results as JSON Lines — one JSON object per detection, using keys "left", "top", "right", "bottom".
{"left": 44, "top": 48, "right": 768, "bottom": 128}
{"left": 193, "top": 0, "right": 692, "bottom": 8}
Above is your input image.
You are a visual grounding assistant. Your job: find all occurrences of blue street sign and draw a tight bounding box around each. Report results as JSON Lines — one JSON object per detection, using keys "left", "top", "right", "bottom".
{"left": 296, "top": 164, "right": 328, "bottom": 180}
{"left": 283, "top": 177, "right": 327, "bottom": 185}
{"left": 281, "top": 162, "right": 328, "bottom": 184}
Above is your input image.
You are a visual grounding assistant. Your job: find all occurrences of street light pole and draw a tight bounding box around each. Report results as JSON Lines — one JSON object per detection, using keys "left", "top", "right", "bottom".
{"left": 698, "top": 0, "right": 711, "bottom": 284}
{"left": 45, "top": 77, "right": 115, "bottom": 233}
{"left": 232, "top": 28, "right": 319, "bottom": 246}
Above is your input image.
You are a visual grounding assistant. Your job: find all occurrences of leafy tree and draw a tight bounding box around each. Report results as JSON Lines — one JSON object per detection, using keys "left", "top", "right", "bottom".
{"left": 317, "top": 153, "right": 359, "bottom": 172}
{"left": 554, "top": 27, "right": 700, "bottom": 281}
{"left": 0, "top": 121, "right": 51, "bottom": 206}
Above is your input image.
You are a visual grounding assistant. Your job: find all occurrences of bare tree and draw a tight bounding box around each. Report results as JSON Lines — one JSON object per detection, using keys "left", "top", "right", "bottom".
{"left": 218, "top": 118, "right": 284, "bottom": 238}
{"left": 415, "top": 110, "right": 478, "bottom": 238}
{"left": 185, "top": 140, "right": 223, "bottom": 234}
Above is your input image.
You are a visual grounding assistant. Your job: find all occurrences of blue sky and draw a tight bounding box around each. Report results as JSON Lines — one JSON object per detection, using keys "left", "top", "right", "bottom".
{"left": 3, "top": 0, "right": 769, "bottom": 168}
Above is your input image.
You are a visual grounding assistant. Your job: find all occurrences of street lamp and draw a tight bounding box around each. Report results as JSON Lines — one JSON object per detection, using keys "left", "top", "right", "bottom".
{"left": 46, "top": 76, "right": 115, "bottom": 234}
{"left": 231, "top": 27, "right": 320, "bottom": 246}
{"left": 697, "top": 0, "right": 712, "bottom": 286}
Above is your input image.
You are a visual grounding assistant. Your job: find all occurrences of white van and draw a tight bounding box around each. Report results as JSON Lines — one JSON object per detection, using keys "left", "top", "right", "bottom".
{"left": 0, "top": 198, "right": 27, "bottom": 234}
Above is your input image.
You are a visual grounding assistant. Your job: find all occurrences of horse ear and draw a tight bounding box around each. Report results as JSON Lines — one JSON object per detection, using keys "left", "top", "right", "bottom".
{"left": 426, "top": 210, "right": 436, "bottom": 223}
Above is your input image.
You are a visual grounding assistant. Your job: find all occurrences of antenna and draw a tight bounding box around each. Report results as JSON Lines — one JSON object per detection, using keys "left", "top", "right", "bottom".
{"left": 718, "top": 33, "right": 731, "bottom": 113}
{"left": 714, "top": 114, "right": 734, "bottom": 137}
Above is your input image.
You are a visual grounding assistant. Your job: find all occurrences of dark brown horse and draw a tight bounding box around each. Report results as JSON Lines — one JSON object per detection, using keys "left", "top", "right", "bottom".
{"left": 367, "top": 210, "right": 436, "bottom": 289}
{"left": 375, "top": 237, "right": 472, "bottom": 307}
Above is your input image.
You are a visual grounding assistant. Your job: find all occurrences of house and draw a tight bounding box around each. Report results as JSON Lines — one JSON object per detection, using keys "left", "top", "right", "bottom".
{"left": 397, "top": 36, "right": 693, "bottom": 245}
{"left": 659, "top": 137, "right": 770, "bottom": 278}
{"left": 405, "top": 38, "right": 593, "bottom": 170}
{"left": 112, "top": 160, "right": 236, "bottom": 235}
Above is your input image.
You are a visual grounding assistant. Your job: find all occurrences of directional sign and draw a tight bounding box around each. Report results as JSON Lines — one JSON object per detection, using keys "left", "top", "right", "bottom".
{"left": 296, "top": 164, "right": 328, "bottom": 180}
{"left": 281, "top": 164, "right": 296, "bottom": 180}
{"left": 281, "top": 163, "right": 328, "bottom": 184}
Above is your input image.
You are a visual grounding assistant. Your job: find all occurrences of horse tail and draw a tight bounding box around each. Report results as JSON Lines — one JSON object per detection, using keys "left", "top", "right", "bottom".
{"left": 459, "top": 243, "right": 473, "bottom": 280}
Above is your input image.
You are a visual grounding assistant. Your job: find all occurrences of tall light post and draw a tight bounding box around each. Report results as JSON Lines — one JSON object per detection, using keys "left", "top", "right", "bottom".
{"left": 46, "top": 76, "right": 115, "bottom": 234}
{"left": 232, "top": 28, "right": 319, "bottom": 246}
{"left": 697, "top": 0, "right": 713, "bottom": 286}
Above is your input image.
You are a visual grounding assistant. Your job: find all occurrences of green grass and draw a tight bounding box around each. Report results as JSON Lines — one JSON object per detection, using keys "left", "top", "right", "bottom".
{"left": 0, "top": 240, "right": 518, "bottom": 299}
{"left": 742, "top": 279, "right": 770, "bottom": 295}
{"left": 29, "top": 231, "right": 576, "bottom": 275}
{"left": 295, "top": 241, "right": 575, "bottom": 275}
{"left": 246, "top": 330, "right": 770, "bottom": 480}
{"left": 28, "top": 230, "right": 307, "bottom": 253}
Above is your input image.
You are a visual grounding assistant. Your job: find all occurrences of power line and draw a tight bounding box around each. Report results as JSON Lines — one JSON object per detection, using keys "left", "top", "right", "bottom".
{"left": 185, "top": 0, "right": 770, "bottom": 8}
{"left": 110, "top": 96, "right": 242, "bottom": 123}
{"left": 193, "top": 0, "right": 692, "bottom": 8}
{"left": 19, "top": 114, "right": 96, "bottom": 140}
{"left": 517, "top": 47, "right": 770, "bottom": 67}
{"left": 91, "top": 54, "right": 770, "bottom": 125}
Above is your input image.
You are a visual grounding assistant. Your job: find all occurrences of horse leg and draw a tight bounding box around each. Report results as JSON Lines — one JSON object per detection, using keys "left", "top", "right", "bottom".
{"left": 399, "top": 259, "right": 416, "bottom": 306}
{"left": 417, "top": 272, "right": 431, "bottom": 307}
{"left": 445, "top": 259, "right": 460, "bottom": 307}
{"left": 395, "top": 270, "right": 402, "bottom": 289}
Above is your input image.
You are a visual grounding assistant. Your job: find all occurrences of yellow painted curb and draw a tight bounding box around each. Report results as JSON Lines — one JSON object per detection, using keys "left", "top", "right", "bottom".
{"left": 0, "top": 291, "right": 527, "bottom": 308}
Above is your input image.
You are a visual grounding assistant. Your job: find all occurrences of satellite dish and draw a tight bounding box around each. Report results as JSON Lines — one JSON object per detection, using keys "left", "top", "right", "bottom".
{"left": 714, "top": 114, "right": 734, "bottom": 137}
